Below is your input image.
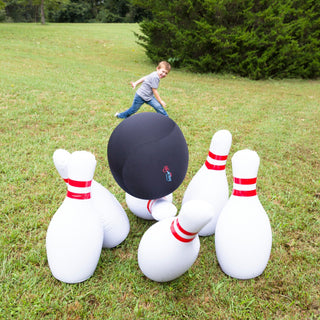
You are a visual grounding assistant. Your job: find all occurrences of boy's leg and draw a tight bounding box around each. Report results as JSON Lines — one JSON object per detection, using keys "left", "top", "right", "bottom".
{"left": 117, "top": 93, "right": 145, "bottom": 119}
{"left": 147, "top": 97, "right": 168, "bottom": 116}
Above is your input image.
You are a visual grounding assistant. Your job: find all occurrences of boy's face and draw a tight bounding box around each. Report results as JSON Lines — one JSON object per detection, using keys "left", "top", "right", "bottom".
{"left": 157, "top": 67, "right": 169, "bottom": 79}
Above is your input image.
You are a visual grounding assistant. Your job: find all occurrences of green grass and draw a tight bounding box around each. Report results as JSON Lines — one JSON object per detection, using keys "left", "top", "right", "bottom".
{"left": 1, "top": 23, "right": 319, "bottom": 319}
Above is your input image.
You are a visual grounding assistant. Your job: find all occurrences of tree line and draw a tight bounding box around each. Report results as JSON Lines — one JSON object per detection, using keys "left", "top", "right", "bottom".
{"left": 1, "top": 0, "right": 319, "bottom": 79}
{"left": 0, "top": 0, "right": 150, "bottom": 23}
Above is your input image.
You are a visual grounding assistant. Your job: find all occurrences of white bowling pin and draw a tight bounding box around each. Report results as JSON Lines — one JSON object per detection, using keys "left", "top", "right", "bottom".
{"left": 46, "top": 151, "right": 103, "bottom": 283}
{"left": 126, "top": 192, "right": 177, "bottom": 221}
{"left": 182, "top": 130, "right": 232, "bottom": 236}
{"left": 91, "top": 181, "right": 130, "bottom": 248}
{"left": 53, "top": 149, "right": 130, "bottom": 248}
{"left": 215, "top": 149, "right": 272, "bottom": 280}
{"left": 138, "top": 200, "right": 214, "bottom": 282}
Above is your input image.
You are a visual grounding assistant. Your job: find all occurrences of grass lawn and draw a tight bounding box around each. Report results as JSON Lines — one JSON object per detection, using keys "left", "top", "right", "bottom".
{"left": 0, "top": 23, "right": 319, "bottom": 319}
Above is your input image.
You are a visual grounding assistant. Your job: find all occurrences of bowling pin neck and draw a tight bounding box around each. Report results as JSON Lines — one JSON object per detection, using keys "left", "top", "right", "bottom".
{"left": 67, "top": 178, "right": 92, "bottom": 200}
{"left": 205, "top": 151, "right": 228, "bottom": 171}
{"left": 170, "top": 218, "right": 197, "bottom": 242}
{"left": 232, "top": 177, "right": 257, "bottom": 197}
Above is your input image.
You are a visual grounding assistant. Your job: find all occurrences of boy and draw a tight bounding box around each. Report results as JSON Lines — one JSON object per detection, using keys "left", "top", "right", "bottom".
{"left": 115, "top": 61, "right": 171, "bottom": 119}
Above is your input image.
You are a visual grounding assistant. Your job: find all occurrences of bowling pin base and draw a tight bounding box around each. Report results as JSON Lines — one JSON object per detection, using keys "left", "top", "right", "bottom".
{"left": 138, "top": 201, "right": 213, "bottom": 282}
{"left": 50, "top": 271, "right": 94, "bottom": 284}
{"left": 138, "top": 218, "right": 200, "bottom": 282}
{"left": 46, "top": 199, "right": 103, "bottom": 284}
{"left": 215, "top": 198, "right": 272, "bottom": 280}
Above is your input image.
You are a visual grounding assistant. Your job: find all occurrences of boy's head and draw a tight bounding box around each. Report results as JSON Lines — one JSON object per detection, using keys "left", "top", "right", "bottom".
{"left": 157, "top": 61, "right": 171, "bottom": 79}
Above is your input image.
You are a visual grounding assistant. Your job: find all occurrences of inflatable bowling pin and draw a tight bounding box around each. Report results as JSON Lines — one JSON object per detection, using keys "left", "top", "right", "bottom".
{"left": 215, "top": 149, "right": 272, "bottom": 279}
{"left": 182, "top": 130, "right": 232, "bottom": 236}
{"left": 138, "top": 200, "right": 214, "bottom": 282}
{"left": 46, "top": 151, "right": 103, "bottom": 283}
{"left": 53, "top": 149, "right": 130, "bottom": 248}
{"left": 91, "top": 182, "right": 130, "bottom": 248}
{"left": 126, "top": 192, "right": 177, "bottom": 221}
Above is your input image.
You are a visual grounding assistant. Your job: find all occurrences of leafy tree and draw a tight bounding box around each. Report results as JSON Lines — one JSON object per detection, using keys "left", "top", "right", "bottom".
{"left": 97, "top": 0, "right": 151, "bottom": 23}
{"left": 3, "top": 0, "right": 69, "bottom": 23}
{"left": 135, "top": 0, "right": 320, "bottom": 79}
{"left": 0, "top": 0, "right": 5, "bottom": 21}
{"left": 4, "top": 0, "right": 37, "bottom": 22}
{"left": 2, "top": 0, "right": 150, "bottom": 23}
{"left": 48, "top": 0, "right": 92, "bottom": 22}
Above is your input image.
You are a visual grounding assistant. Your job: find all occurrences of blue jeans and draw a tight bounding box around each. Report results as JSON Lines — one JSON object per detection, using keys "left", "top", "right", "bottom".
{"left": 117, "top": 93, "right": 168, "bottom": 118}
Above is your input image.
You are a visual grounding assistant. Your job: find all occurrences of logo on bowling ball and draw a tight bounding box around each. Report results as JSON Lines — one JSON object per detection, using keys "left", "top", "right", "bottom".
{"left": 163, "top": 166, "right": 172, "bottom": 182}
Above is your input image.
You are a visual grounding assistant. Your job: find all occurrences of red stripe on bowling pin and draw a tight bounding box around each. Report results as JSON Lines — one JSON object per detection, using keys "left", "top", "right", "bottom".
{"left": 68, "top": 179, "right": 92, "bottom": 188}
{"left": 147, "top": 197, "right": 167, "bottom": 215}
{"left": 67, "top": 179, "right": 92, "bottom": 200}
{"left": 232, "top": 177, "right": 257, "bottom": 197}
{"left": 67, "top": 191, "right": 91, "bottom": 199}
{"left": 170, "top": 218, "right": 197, "bottom": 242}
{"left": 205, "top": 151, "right": 228, "bottom": 170}
{"left": 147, "top": 200, "right": 155, "bottom": 214}
{"left": 233, "top": 177, "right": 257, "bottom": 185}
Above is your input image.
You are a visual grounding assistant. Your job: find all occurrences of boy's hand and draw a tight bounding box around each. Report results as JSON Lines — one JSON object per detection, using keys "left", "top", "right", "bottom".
{"left": 130, "top": 81, "right": 136, "bottom": 89}
{"left": 160, "top": 100, "right": 166, "bottom": 107}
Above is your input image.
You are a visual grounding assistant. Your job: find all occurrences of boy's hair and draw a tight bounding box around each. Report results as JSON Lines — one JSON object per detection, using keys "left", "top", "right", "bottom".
{"left": 157, "top": 61, "right": 171, "bottom": 72}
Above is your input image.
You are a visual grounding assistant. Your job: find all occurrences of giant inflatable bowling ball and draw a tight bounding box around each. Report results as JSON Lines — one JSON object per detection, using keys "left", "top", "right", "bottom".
{"left": 107, "top": 113, "right": 189, "bottom": 199}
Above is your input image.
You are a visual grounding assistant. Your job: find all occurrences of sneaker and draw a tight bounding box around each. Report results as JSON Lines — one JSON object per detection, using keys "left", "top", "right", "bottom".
{"left": 114, "top": 112, "right": 120, "bottom": 118}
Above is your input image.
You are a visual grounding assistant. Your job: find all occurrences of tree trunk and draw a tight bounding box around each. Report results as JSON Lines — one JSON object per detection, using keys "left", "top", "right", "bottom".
{"left": 41, "top": 0, "right": 45, "bottom": 25}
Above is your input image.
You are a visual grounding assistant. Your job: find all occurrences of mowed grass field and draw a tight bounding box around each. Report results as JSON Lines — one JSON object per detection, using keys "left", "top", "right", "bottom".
{"left": 0, "top": 23, "right": 319, "bottom": 319}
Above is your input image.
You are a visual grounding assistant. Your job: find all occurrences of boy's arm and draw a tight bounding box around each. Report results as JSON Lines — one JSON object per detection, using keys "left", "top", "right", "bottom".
{"left": 152, "top": 88, "right": 166, "bottom": 107}
{"left": 131, "top": 76, "right": 146, "bottom": 89}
